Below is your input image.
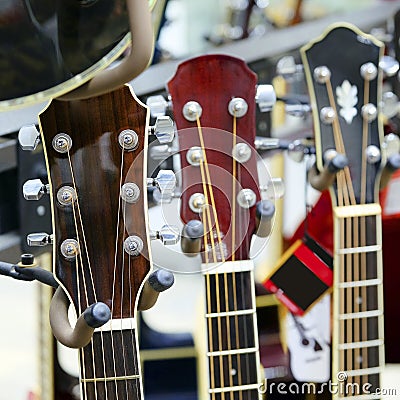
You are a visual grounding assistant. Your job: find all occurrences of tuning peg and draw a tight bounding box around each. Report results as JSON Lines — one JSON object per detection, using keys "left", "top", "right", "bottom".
{"left": 152, "top": 188, "right": 181, "bottom": 204}
{"left": 150, "top": 143, "right": 179, "bottom": 160}
{"left": 150, "top": 225, "right": 180, "bottom": 245}
{"left": 146, "top": 95, "right": 171, "bottom": 118}
{"left": 256, "top": 85, "right": 276, "bottom": 112}
{"left": 147, "top": 170, "right": 176, "bottom": 201}
{"left": 260, "top": 178, "right": 285, "bottom": 200}
{"left": 27, "top": 232, "right": 53, "bottom": 247}
{"left": 381, "top": 92, "right": 400, "bottom": 119}
{"left": 148, "top": 116, "right": 175, "bottom": 144}
{"left": 254, "top": 137, "right": 283, "bottom": 151}
{"left": 276, "top": 56, "right": 304, "bottom": 79}
{"left": 255, "top": 200, "right": 275, "bottom": 238}
{"left": 23, "top": 179, "right": 50, "bottom": 200}
{"left": 379, "top": 55, "right": 399, "bottom": 78}
{"left": 18, "top": 125, "right": 40, "bottom": 151}
{"left": 181, "top": 220, "right": 204, "bottom": 256}
{"left": 308, "top": 150, "right": 348, "bottom": 191}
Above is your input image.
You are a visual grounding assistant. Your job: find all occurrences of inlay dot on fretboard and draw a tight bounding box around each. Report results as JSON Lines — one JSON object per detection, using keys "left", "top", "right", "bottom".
{"left": 357, "top": 356, "right": 363, "bottom": 364}
{"left": 230, "top": 369, "right": 237, "bottom": 376}
{"left": 356, "top": 296, "right": 363, "bottom": 305}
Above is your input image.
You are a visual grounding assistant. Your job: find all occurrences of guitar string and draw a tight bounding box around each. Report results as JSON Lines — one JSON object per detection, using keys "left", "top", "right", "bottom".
{"left": 231, "top": 112, "right": 244, "bottom": 400}
{"left": 325, "top": 78, "right": 357, "bottom": 382}
{"left": 109, "top": 141, "right": 128, "bottom": 400}
{"left": 195, "top": 113, "right": 228, "bottom": 398}
{"left": 359, "top": 76, "right": 373, "bottom": 384}
{"left": 66, "top": 151, "right": 98, "bottom": 400}
{"left": 199, "top": 156, "right": 225, "bottom": 398}
{"left": 237, "top": 138, "right": 253, "bottom": 400}
{"left": 120, "top": 197, "right": 130, "bottom": 400}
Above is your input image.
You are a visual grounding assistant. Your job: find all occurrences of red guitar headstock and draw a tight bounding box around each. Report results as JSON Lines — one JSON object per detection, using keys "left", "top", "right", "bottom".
{"left": 168, "top": 54, "right": 273, "bottom": 262}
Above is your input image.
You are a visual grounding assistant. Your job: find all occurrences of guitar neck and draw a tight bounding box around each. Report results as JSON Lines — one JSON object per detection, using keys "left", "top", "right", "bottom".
{"left": 80, "top": 326, "right": 143, "bottom": 400}
{"left": 332, "top": 204, "right": 384, "bottom": 397}
{"left": 203, "top": 260, "right": 261, "bottom": 399}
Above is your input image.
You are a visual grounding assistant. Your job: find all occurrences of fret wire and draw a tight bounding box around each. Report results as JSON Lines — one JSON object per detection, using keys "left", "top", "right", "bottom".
{"left": 336, "top": 244, "right": 381, "bottom": 254}
{"left": 208, "top": 347, "right": 258, "bottom": 357}
{"left": 338, "top": 279, "right": 381, "bottom": 288}
{"left": 205, "top": 309, "right": 256, "bottom": 318}
{"left": 338, "top": 339, "right": 384, "bottom": 350}
{"left": 81, "top": 375, "right": 140, "bottom": 383}
{"left": 338, "top": 310, "right": 383, "bottom": 320}
{"left": 209, "top": 384, "right": 260, "bottom": 394}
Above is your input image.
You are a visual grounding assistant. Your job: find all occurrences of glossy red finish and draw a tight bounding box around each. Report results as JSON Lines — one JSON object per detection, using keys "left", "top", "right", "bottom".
{"left": 168, "top": 54, "right": 261, "bottom": 261}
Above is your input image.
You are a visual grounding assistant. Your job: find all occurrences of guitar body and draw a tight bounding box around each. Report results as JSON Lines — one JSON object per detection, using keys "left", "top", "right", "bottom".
{"left": 301, "top": 23, "right": 385, "bottom": 398}
{"left": 168, "top": 54, "right": 266, "bottom": 399}
{"left": 39, "top": 85, "right": 151, "bottom": 400}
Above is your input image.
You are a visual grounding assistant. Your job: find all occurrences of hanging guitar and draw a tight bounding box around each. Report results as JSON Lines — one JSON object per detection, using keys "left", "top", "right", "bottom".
{"left": 18, "top": 84, "right": 178, "bottom": 400}
{"left": 166, "top": 54, "right": 276, "bottom": 399}
{"left": 301, "top": 23, "right": 399, "bottom": 398}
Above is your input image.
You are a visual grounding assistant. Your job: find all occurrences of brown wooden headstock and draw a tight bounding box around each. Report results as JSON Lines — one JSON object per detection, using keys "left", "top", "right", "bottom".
{"left": 39, "top": 85, "right": 150, "bottom": 320}
{"left": 168, "top": 54, "right": 262, "bottom": 262}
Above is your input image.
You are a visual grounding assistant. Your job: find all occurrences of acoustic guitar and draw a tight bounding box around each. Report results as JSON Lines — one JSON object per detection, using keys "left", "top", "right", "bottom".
{"left": 167, "top": 54, "right": 275, "bottom": 399}
{"left": 35, "top": 84, "right": 157, "bottom": 400}
{"left": 301, "top": 23, "right": 386, "bottom": 398}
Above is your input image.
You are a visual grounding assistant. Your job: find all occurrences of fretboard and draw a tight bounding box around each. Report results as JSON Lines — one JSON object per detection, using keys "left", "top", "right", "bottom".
{"left": 79, "top": 325, "right": 143, "bottom": 400}
{"left": 332, "top": 204, "right": 384, "bottom": 399}
{"left": 203, "top": 260, "right": 261, "bottom": 400}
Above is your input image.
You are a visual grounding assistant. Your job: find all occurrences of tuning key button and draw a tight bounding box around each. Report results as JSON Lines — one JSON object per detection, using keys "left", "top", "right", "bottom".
{"left": 18, "top": 125, "right": 41, "bottom": 151}
{"left": 276, "top": 56, "right": 304, "bottom": 78}
{"left": 256, "top": 85, "right": 276, "bottom": 112}
{"left": 23, "top": 179, "right": 50, "bottom": 201}
{"left": 27, "top": 232, "right": 53, "bottom": 247}
{"left": 149, "top": 116, "right": 175, "bottom": 144}
{"left": 146, "top": 95, "right": 169, "bottom": 118}
{"left": 381, "top": 92, "right": 400, "bottom": 119}
{"left": 379, "top": 56, "right": 399, "bottom": 78}
{"left": 150, "top": 225, "right": 180, "bottom": 246}
{"left": 147, "top": 170, "right": 176, "bottom": 200}
{"left": 365, "top": 145, "right": 381, "bottom": 164}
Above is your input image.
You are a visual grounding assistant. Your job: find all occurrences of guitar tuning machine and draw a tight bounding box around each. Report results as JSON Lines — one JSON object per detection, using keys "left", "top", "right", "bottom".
{"left": 146, "top": 95, "right": 172, "bottom": 118}
{"left": 260, "top": 178, "right": 285, "bottom": 200}
{"left": 27, "top": 232, "right": 53, "bottom": 247}
{"left": 379, "top": 55, "right": 399, "bottom": 78}
{"left": 256, "top": 84, "right": 276, "bottom": 112}
{"left": 276, "top": 55, "right": 304, "bottom": 80}
{"left": 23, "top": 178, "right": 50, "bottom": 201}
{"left": 148, "top": 116, "right": 175, "bottom": 144}
{"left": 147, "top": 170, "right": 177, "bottom": 201}
{"left": 18, "top": 125, "right": 41, "bottom": 151}
{"left": 150, "top": 225, "right": 180, "bottom": 246}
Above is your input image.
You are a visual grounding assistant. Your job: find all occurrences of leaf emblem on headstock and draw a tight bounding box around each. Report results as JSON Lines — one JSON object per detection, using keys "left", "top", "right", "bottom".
{"left": 336, "top": 80, "right": 358, "bottom": 124}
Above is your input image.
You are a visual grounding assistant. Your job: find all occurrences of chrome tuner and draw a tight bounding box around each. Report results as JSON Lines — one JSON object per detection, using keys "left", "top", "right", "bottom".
{"left": 23, "top": 179, "right": 50, "bottom": 201}
{"left": 147, "top": 170, "right": 176, "bottom": 201}
{"left": 276, "top": 55, "right": 304, "bottom": 79}
{"left": 150, "top": 225, "right": 180, "bottom": 246}
{"left": 27, "top": 232, "right": 53, "bottom": 247}
{"left": 18, "top": 125, "right": 40, "bottom": 151}
{"left": 146, "top": 95, "right": 170, "bottom": 118}
{"left": 256, "top": 84, "right": 276, "bottom": 112}
{"left": 149, "top": 116, "right": 175, "bottom": 144}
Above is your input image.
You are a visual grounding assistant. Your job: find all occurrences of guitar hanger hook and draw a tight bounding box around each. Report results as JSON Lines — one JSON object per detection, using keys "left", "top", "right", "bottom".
{"left": 49, "top": 269, "right": 174, "bottom": 348}
{"left": 58, "top": 0, "right": 154, "bottom": 101}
